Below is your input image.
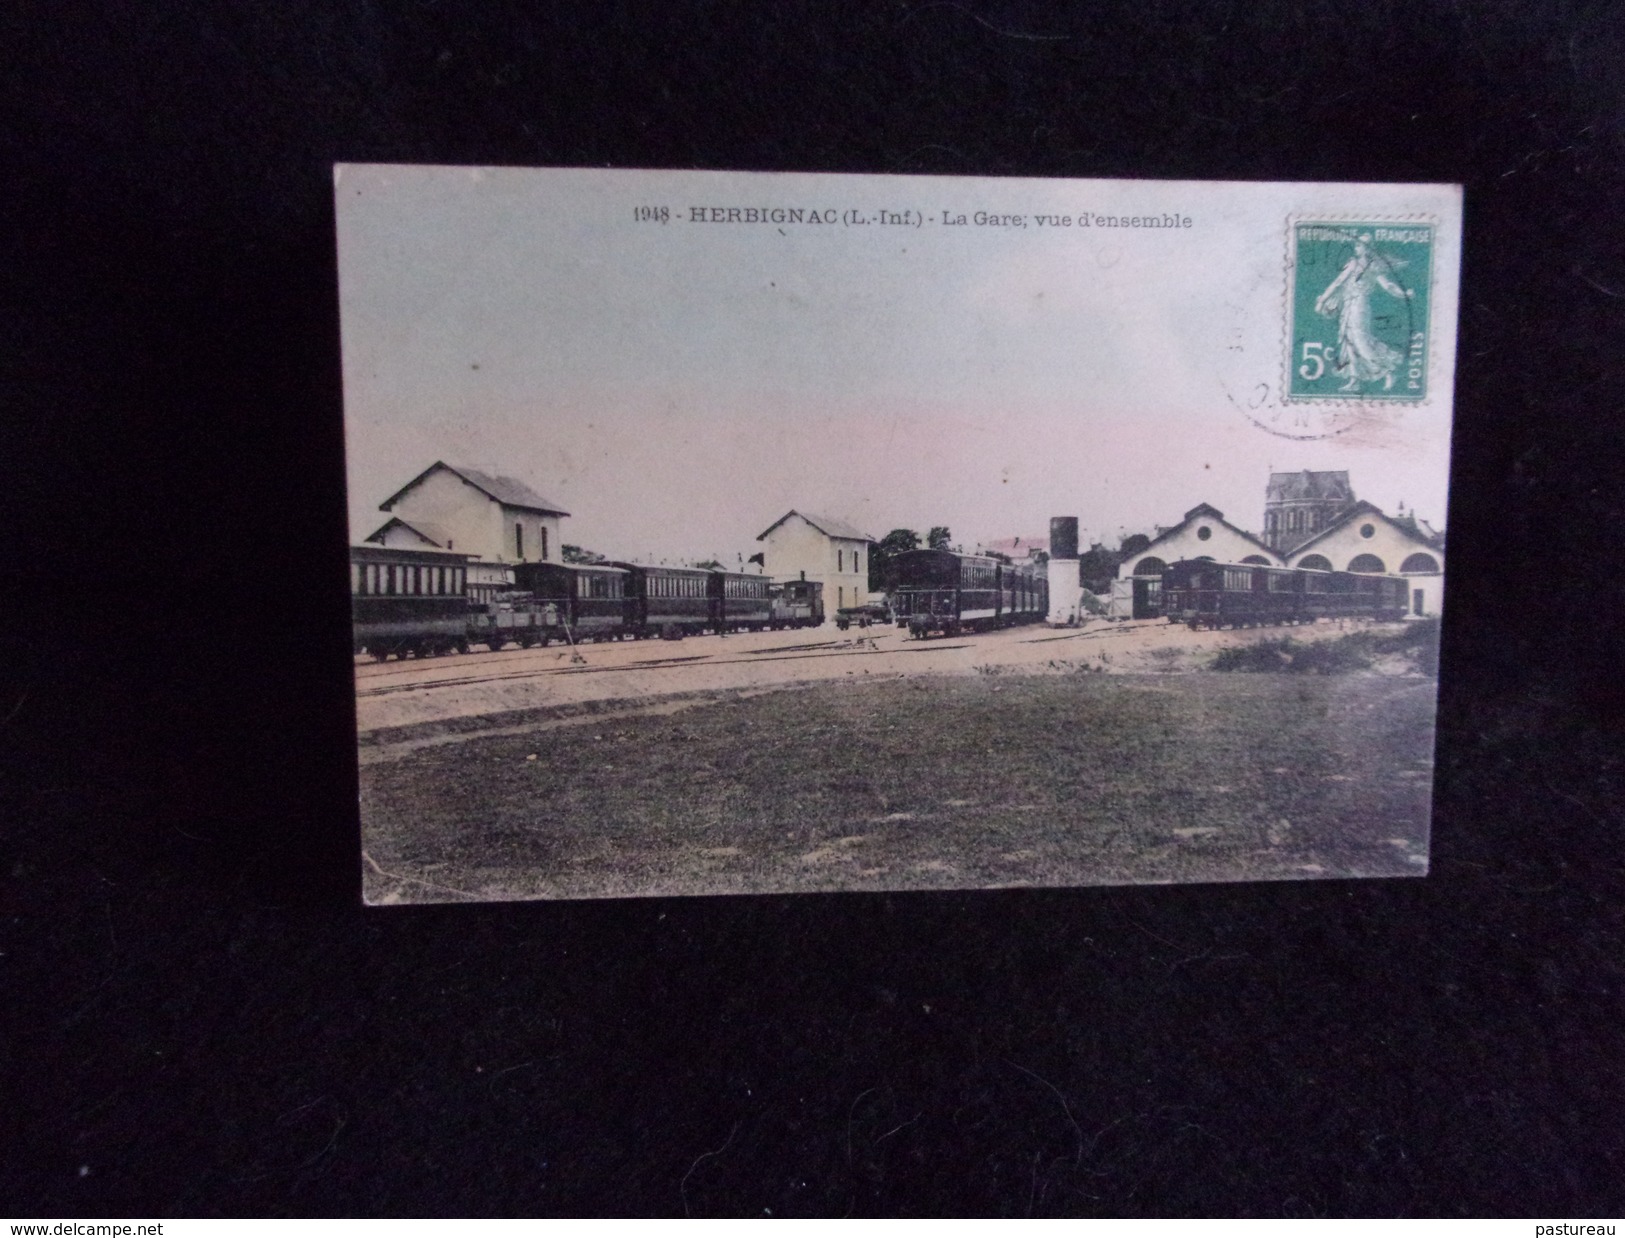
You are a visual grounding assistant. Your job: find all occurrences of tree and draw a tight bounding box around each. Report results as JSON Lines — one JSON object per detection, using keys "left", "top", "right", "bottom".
{"left": 1118, "top": 532, "right": 1151, "bottom": 558}
{"left": 1077, "top": 542, "right": 1122, "bottom": 594}
{"left": 876, "top": 528, "right": 921, "bottom": 555}
{"left": 693, "top": 559, "right": 723, "bottom": 571}
{"left": 869, "top": 528, "right": 921, "bottom": 591}
{"left": 926, "top": 526, "right": 952, "bottom": 551}
{"left": 562, "top": 544, "right": 606, "bottom": 564}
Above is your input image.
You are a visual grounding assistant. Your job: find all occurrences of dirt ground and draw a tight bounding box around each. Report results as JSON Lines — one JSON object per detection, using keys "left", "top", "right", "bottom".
{"left": 353, "top": 615, "right": 1410, "bottom": 734}
{"left": 357, "top": 627, "right": 1438, "bottom": 903}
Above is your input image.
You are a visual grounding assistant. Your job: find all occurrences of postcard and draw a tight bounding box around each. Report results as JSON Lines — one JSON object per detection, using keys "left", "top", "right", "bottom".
{"left": 336, "top": 165, "right": 1460, "bottom": 904}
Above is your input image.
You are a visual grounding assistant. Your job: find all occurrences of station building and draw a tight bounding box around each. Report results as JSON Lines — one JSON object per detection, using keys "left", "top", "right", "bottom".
{"left": 365, "top": 461, "right": 569, "bottom": 565}
{"left": 363, "top": 462, "right": 571, "bottom": 604}
{"left": 755, "top": 510, "right": 874, "bottom": 612}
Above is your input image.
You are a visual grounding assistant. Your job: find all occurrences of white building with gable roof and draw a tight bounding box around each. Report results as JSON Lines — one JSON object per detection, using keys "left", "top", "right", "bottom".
{"left": 365, "top": 461, "right": 570, "bottom": 565}
{"left": 1116, "top": 503, "right": 1282, "bottom": 581}
{"left": 1283, "top": 501, "right": 1446, "bottom": 618}
{"left": 755, "top": 510, "right": 875, "bottom": 613}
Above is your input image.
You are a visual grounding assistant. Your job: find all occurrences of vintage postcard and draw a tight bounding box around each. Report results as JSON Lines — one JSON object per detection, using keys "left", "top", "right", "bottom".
{"left": 336, "top": 165, "right": 1461, "bottom": 904}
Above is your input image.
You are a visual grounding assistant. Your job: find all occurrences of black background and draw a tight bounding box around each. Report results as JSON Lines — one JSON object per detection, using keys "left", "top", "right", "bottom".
{"left": 5, "top": 0, "right": 1624, "bottom": 1218}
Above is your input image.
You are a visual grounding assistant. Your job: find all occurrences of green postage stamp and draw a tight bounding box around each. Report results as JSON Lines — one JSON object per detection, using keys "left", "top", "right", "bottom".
{"left": 1288, "top": 220, "right": 1434, "bottom": 402}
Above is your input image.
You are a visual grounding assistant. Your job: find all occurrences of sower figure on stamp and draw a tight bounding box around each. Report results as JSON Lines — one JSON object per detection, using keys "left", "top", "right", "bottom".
{"left": 1314, "top": 233, "right": 1413, "bottom": 391}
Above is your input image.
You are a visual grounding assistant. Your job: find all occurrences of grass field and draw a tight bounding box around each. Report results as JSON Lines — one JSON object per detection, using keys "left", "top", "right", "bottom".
{"left": 360, "top": 671, "right": 1437, "bottom": 903}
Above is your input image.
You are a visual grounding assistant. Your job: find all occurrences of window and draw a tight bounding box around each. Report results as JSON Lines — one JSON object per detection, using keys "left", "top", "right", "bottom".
{"left": 542, "top": 528, "right": 548, "bottom": 561}
{"left": 1298, "top": 554, "right": 1333, "bottom": 571}
{"left": 1197, "top": 526, "right": 1212, "bottom": 541}
{"left": 515, "top": 523, "right": 525, "bottom": 559}
{"left": 854, "top": 551, "right": 862, "bottom": 575}
{"left": 1360, "top": 523, "right": 1376, "bottom": 539}
{"left": 1348, "top": 553, "right": 1386, "bottom": 574}
{"left": 1132, "top": 556, "right": 1166, "bottom": 577}
{"left": 1400, "top": 552, "right": 1439, "bottom": 574}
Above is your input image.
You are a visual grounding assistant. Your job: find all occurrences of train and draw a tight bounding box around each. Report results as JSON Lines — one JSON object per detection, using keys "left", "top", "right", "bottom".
{"left": 350, "top": 545, "right": 824, "bottom": 659}
{"left": 352, "top": 543, "right": 1415, "bottom": 660}
{"left": 1160, "top": 559, "right": 1410, "bottom": 628}
{"left": 888, "top": 549, "right": 1049, "bottom": 639}
{"left": 350, "top": 545, "right": 475, "bottom": 659}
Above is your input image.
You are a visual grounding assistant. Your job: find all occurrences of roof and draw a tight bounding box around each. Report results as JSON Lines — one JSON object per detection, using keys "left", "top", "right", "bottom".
{"left": 363, "top": 516, "right": 451, "bottom": 548}
{"left": 349, "top": 543, "right": 470, "bottom": 564}
{"left": 1283, "top": 500, "right": 1446, "bottom": 558}
{"left": 981, "top": 534, "right": 1050, "bottom": 558}
{"left": 379, "top": 461, "right": 570, "bottom": 516}
{"left": 1389, "top": 510, "right": 1447, "bottom": 550}
{"left": 1139, "top": 502, "right": 1278, "bottom": 561}
{"left": 756, "top": 510, "right": 875, "bottom": 542}
{"left": 1266, "top": 469, "right": 1354, "bottom": 503}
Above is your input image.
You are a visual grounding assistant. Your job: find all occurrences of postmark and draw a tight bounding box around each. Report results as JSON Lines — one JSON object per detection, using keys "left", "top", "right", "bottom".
{"left": 1287, "top": 219, "right": 1434, "bottom": 403}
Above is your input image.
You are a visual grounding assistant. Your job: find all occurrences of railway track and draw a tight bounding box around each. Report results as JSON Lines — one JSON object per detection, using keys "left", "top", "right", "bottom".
{"left": 354, "top": 636, "right": 970, "bottom": 700}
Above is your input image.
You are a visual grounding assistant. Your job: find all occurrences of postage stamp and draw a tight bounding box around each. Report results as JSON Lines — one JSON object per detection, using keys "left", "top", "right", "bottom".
{"left": 1288, "top": 220, "right": 1435, "bottom": 403}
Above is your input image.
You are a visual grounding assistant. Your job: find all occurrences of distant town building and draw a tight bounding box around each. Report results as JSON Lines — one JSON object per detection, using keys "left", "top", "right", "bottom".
{"left": 755, "top": 511, "right": 875, "bottom": 612}
{"left": 367, "top": 461, "right": 570, "bottom": 566}
{"left": 1263, "top": 469, "right": 1354, "bottom": 551}
{"left": 980, "top": 534, "right": 1050, "bottom": 560}
{"left": 1116, "top": 503, "right": 1281, "bottom": 581}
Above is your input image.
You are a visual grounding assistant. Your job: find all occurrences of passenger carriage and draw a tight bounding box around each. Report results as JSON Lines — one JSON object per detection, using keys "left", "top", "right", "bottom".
{"left": 891, "top": 549, "right": 1001, "bottom": 639}
{"left": 1161, "top": 559, "right": 1409, "bottom": 629}
{"left": 610, "top": 563, "right": 713, "bottom": 638}
{"left": 350, "top": 545, "right": 472, "bottom": 660}
{"left": 708, "top": 570, "right": 773, "bottom": 633}
{"left": 509, "top": 561, "right": 631, "bottom": 643}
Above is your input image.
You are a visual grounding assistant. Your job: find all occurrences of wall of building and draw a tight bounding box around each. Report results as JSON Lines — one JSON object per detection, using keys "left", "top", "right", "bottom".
{"left": 386, "top": 468, "right": 561, "bottom": 563}
{"left": 1286, "top": 518, "right": 1444, "bottom": 617}
{"left": 386, "top": 468, "right": 505, "bottom": 559}
{"left": 498, "top": 505, "right": 562, "bottom": 565}
{"left": 1263, "top": 500, "right": 1345, "bottom": 550}
{"left": 762, "top": 516, "right": 868, "bottom": 612}
{"left": 1117, "top": 518, "right": 1281, "bottom": 579}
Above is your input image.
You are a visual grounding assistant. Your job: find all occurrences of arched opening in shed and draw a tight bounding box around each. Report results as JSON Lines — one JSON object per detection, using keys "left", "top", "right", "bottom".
{"left": 1399, "top": 552, "right": 1440, "bottom": 574}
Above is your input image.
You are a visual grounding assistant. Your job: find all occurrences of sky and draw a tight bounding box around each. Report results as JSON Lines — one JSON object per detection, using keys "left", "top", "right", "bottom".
{"left": 337, "top": 166, "right": 1460, "bottom": 563}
